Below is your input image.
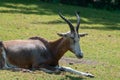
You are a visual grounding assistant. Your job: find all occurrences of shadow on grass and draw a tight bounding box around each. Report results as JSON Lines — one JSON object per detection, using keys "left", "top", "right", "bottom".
{"left": 0, "top": 0, "right": 120, "bottom": 31}
{"left": 81, "top": 25, "right": 120, "bottom": 30}
{"left": 31, "top": 19, "right": 120, "bottom": 31}
{"left": 0, "top": 0, "right": 59, "bottom": 15}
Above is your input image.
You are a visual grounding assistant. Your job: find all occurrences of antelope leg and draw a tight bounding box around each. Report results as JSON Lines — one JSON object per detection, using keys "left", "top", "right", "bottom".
{"left": 3, "top": 67, "right": 33, "bottom": 72}
{"left": 39, "top": 65, "right": 61, "bottom": 74}
{"left": 59, "top": 66, "right": 94, "bottom": 78}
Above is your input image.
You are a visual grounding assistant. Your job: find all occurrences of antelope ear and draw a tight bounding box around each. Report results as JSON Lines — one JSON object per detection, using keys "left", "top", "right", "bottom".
{"left": 57, "top": 33, "right": 67, "bottom": 37}
{"left": 79, "top": 33, "right": 88, "bottom": 37}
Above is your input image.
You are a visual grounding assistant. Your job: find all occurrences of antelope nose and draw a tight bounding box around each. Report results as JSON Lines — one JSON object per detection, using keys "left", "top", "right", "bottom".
{"left": 77, "top": 55, "right": 83, "bottom": 58}
{"left": 76, "top": 53, "right": 83, "bottom": 59}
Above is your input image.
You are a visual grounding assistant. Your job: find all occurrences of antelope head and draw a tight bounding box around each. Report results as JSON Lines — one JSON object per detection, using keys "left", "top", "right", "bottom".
{"left": 57, "top": 12, "right": 88, "bottom": 58}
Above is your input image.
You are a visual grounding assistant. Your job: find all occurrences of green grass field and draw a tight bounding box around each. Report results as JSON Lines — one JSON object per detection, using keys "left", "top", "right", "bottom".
{"left": 0, "top": 0, "right": 120, "bottom": 80}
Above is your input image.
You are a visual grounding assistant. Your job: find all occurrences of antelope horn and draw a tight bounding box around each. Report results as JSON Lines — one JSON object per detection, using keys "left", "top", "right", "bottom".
{"left": 59, "top": 12, "right": 74, "bottom": 33}
{"left": 76, "top": 12, "right": 80, "bottom": 33}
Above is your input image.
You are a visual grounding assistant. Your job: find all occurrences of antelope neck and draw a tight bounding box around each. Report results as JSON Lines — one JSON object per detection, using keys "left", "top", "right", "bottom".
{"left": 49, "top": 37, "right": 70, "bottom": 61}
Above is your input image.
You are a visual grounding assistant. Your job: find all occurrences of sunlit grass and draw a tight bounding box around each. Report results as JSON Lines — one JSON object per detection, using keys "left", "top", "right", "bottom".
{"left": 0, "top": 0, "right": 120, "bottom": 80}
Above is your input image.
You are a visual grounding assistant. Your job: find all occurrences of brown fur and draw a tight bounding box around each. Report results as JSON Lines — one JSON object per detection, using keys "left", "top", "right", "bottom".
{"left": 2, "top": 39, "right": 51, "bottom": 69}
{"left": 0, "top": 36, "right": 71, "bottom": 70}
{"left": 29, "top": 36, "right": 71, "bottom": 66}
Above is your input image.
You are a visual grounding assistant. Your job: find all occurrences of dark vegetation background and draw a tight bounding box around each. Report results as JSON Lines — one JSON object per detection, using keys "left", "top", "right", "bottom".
{"left": 41, "top": 0, "right": 120, "bottom": 10}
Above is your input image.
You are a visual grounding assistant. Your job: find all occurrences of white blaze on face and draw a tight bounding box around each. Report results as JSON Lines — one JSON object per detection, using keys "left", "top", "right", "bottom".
{"left": 74, "top": 41, "right": 83, "bottom": 57}
{"left": 70, "top": 33, "right": 83, "bottom": 58}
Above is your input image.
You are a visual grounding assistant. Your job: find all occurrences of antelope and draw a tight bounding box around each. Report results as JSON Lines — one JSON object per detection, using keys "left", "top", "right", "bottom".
{"left": 0, "top": 12, "right": 94, "bottom": 78}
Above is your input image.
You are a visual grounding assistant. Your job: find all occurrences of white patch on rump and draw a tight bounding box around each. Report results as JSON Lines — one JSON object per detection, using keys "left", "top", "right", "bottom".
{"left": 1, "top": 47, "right": 9, "bottom": 68}
{"left": 1, "top": 47, "right": 17, "bottom": 69}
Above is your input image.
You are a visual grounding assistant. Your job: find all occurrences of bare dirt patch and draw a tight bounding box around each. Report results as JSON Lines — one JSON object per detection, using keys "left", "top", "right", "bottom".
{"left": 60, "top": 57, "right": 98, "bottom": 65}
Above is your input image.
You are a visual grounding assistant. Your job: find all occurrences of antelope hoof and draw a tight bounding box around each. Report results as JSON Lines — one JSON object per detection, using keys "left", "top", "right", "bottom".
{"left": 86, "top": 73, "right": 94, "bottom": 78}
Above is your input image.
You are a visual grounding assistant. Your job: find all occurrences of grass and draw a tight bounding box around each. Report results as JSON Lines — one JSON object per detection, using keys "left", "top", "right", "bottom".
{"left": 0, "top": 0, "right": 120, "bottom": 80}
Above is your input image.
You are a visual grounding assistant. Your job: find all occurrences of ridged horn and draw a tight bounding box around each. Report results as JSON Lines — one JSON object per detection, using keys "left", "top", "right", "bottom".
{"left": 59, "top": 12, "right": 74, "bottom": 33}
{"left": 76, "top": 12, "right": 80, "bottom": 33}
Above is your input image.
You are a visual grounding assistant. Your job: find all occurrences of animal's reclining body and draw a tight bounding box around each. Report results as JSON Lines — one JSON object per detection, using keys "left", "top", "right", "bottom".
{"left": 1, "top": 39, "right": 51, "bottom": 69}
{"left": 0, "top": 12, "right": 94, "bottom": 78}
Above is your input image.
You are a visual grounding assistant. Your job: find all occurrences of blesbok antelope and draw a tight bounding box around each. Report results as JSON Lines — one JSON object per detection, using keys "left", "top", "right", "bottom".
{"left": 0, "top": 12, "right": 94, "bottom": 78}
